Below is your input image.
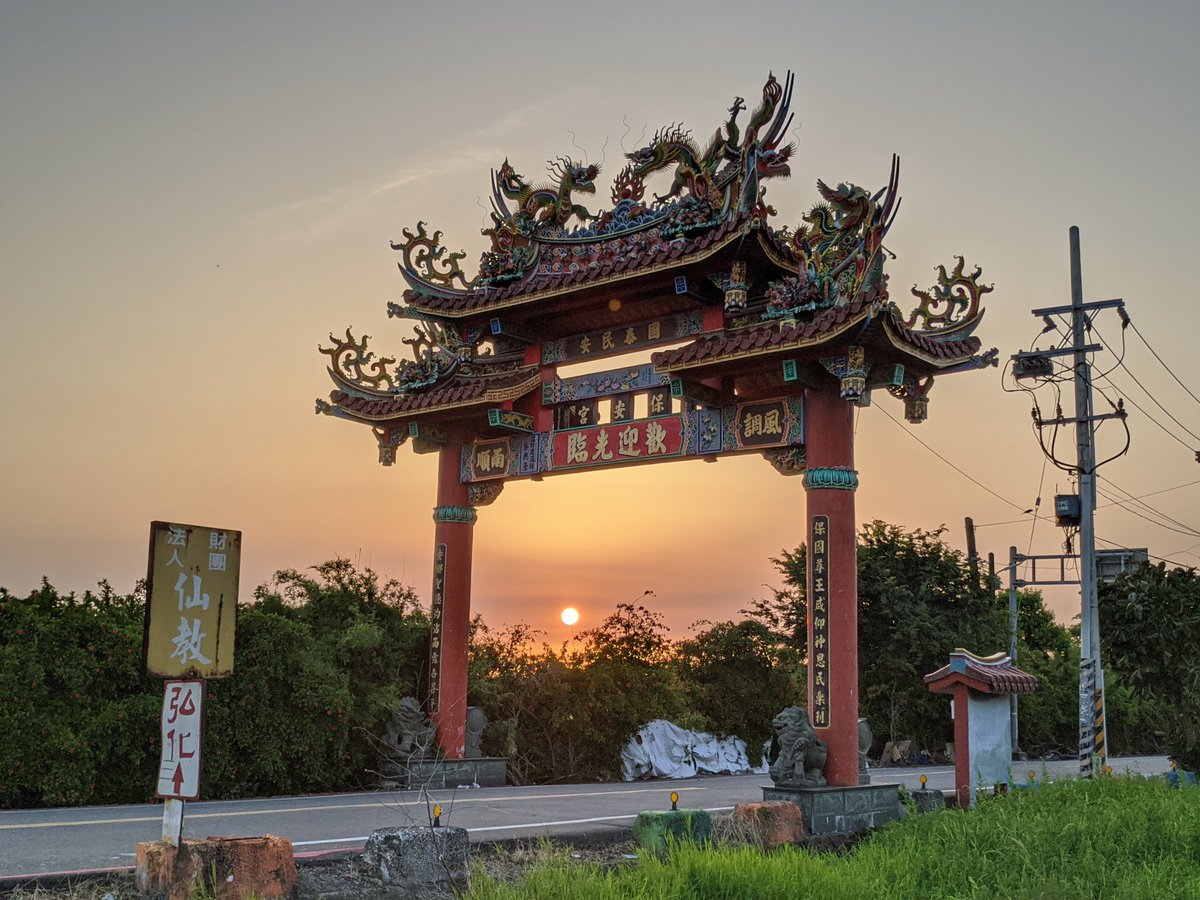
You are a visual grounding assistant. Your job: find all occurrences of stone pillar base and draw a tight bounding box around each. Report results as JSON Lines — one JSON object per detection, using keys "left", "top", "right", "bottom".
{"left": 135, "top": 835, "right": 296, "bottom": 899}
{"left": 762, "top": 783, "right": 900, "bottom": 835}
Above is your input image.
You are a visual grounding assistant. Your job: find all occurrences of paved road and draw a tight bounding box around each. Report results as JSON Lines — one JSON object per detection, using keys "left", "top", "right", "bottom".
{"left": 0, "top": 756, "right": 1171, "bottom": 879}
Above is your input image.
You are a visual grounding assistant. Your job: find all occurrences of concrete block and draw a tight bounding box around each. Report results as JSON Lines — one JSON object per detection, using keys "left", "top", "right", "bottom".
{"left": 731, "top": 801, "right": 805, "bottom": 848}
{"left": 912, "top": 789, "right": 946, "bottom": 813}
{"left": 135, "top": 835, "right": 296, "bottom": 900}
{"left": 362, "top": 826, "right": 470, "bottom": 895}
{"left": 632, "top": 809, "right": 713, "bottom": 854}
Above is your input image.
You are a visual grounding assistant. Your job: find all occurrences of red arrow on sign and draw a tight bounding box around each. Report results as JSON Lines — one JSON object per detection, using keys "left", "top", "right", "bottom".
{"left": 171, "top": 765, "right": 184, "bottom": 795}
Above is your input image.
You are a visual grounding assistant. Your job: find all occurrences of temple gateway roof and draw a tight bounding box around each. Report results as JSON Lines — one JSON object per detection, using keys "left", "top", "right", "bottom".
{"left": 317, "top": 72, "right": 997, "bottom": 465}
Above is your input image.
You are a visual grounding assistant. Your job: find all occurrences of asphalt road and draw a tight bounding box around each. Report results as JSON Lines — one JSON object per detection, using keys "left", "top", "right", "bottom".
{"left": 0, "top": 756, "right": 1171, "bottom": 879}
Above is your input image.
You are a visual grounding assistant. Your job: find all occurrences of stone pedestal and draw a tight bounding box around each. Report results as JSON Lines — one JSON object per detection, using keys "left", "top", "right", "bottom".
{"left": 363, "top": 826, "right": 470, "bottom": 895}
{"left": 762, "top": 783, "right": 899, "bottom": 835}
{"left": 912, "top": 789, "right": 946, "bottom": 813}
{"left": 385, "top": 756, "right": 507, "bottom": 789}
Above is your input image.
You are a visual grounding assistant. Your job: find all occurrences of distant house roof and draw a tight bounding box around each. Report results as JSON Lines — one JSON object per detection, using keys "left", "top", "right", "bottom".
{"left": 924, "top": 650, "right": 1038, "bottom": 696}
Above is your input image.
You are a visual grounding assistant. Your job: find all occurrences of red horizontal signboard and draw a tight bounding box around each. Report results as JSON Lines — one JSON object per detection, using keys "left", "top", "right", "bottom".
{"left": 550, "top": 416, "right": 685, "bottom": 471}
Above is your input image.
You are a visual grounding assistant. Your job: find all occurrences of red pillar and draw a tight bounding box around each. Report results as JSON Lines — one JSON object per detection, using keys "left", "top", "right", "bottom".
{"left": 803, "top": 385, "right": 859, "bottom": 786}
{"left": 951, "top": 684, "right": 971, "bottom": 807}
{"left": 430, "top": 441, "right": 475, "bottom": 759}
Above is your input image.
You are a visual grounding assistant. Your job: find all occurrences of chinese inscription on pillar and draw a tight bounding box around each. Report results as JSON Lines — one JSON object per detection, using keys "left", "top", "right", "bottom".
{"left": 810, "top": 515, "right": 831, "bottom": 727}
{"left": 144, "top": 521, "right": 240, "bottom": 678}
{"left": 429, "top": 543, "right": 447, "bottom": 714}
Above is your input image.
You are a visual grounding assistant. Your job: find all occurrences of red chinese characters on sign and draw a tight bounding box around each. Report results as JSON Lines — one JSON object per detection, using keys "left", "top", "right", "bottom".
{"left": 550, "top": 416, "right": 684, "bottom": 470}
{"left": 157, "top": 679, "right": 203, "bottom": 800}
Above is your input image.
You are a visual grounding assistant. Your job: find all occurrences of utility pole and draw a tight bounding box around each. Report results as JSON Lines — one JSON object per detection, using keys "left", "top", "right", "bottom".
{"left": 1010, "top": 226, "right": 1125, "bottom": 776}
{"left": 1069, "top": 227, "right": 1106, "bottom": 773}
{"left": 1007, "top": 546, "right": 1020, "bottom": 756}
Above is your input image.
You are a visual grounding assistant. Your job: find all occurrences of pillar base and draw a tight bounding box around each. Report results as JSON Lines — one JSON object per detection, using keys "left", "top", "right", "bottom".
{"left": 761, "top": 784, "right": 899, "bottom": 835}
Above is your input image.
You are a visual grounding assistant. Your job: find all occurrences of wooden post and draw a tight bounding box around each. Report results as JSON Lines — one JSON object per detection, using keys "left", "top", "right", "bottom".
{"left": 802, "top": 385, "right": 859, "bottom": 786}
{"left": 430, "top": 441, "right": 475, "bottom": 759}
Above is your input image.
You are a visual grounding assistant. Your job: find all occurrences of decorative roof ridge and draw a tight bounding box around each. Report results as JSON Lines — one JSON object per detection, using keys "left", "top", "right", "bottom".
{"left": 320, "top": 367, "right": 541, "bottom": 423}
{"left": 402, "top": 211, "right": 758, "bottom": 317}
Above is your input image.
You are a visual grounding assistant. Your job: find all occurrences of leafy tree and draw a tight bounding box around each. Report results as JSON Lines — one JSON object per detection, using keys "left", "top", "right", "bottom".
{"left": 0, "top": 581, "right": 160, "bottom": 807}
{"left": 203, "top": 607, "right": 353, "bottom": 797}
{"left": 250, "top": 559, "right": 430, "bottom": 788}
{"left": 1008, "top": 589, "right": 1080, "bottom": 756}
{"left": 469, "top": 605, "right": 692, "bottom": 784}
{"left": 675, "top": 619, "right": 804, "bottom": 758}
{"left": 1099, "top": 561, "right": 1200, "bottom": 769}
{"left": 756, "top": 521, "right": 1008, "bottom": 751}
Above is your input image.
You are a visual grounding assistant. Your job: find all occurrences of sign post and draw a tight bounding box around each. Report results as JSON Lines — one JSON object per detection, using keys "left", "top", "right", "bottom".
{"left": 143, "top": 521, "right": 240, "bottom": 846}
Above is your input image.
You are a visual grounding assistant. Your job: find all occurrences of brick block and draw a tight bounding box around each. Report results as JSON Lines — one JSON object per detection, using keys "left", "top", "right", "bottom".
{"left": 731, "top": 801, "right": 805, "bottom": 848}
{"left": 135, "top": 835, "right": 296, "bottom": 900}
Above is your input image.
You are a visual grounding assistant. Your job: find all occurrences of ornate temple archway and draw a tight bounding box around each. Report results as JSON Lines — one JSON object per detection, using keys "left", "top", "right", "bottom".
{"left": 316, "top": 72, "right": 996, "bottom": 785}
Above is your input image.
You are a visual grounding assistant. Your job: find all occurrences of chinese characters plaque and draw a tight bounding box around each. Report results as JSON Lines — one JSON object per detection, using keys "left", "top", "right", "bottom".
{"left": 144, "top": 521, "right": 241, "bottom": 678}
{"left": 810, "top": 515, "right": 831, "bottom": 728}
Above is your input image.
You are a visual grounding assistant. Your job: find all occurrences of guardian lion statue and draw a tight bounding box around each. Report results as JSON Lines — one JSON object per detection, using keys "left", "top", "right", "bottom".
{"left": 768, "top": 706, "right": 827, "bottom": 787}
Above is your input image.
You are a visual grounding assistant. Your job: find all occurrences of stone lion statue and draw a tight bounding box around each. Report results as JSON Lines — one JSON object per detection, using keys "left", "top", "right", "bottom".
{"left": 383, "top": 696, "right": 437, "bottom": 761}
{"left": 768, "top": 706, "right": 827, "bottom": 787}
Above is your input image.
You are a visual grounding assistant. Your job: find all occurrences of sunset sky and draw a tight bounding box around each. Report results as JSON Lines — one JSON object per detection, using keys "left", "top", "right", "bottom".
{"left": 4, "top": 2, "right": 1200, "bottom": 644}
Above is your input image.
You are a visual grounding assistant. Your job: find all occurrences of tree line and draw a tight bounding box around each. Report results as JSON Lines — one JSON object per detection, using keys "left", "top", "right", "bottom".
{"left": 1, "top": 522, "right": 1191, "bottom": 808}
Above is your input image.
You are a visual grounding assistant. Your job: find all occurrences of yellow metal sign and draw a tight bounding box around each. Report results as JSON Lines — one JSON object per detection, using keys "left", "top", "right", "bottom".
{"left": 144, "top": 521, "right": 240, "bottom": 678}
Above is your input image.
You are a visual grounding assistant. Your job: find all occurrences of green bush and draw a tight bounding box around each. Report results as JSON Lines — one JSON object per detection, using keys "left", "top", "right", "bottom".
{"left": 0, "top": 581, "right": 160, "bottom": 807}
{"left": 0, "top": 559, "right": 430, "bottom": 808}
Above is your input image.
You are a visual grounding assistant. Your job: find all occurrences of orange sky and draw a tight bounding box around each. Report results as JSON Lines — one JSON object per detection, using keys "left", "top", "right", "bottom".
{"left": 4, "top": 3, "right": 1200, "bottom": 642}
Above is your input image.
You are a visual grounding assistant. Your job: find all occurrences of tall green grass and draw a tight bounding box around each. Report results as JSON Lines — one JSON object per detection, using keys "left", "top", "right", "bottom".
{"left": 469, "top": 777, "right": 1200, "bottom": 899}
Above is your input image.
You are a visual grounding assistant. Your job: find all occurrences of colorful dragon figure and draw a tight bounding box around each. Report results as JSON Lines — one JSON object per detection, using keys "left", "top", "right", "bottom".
{"left": 489, "top": 157, "right": 601, "bottom": 233}
{"left": 905, "top": 255, "right": 994, "bottom": 338}
{"left": 625, "top": 124, "right": 726, "bottom": 205}
{"left": 783, "top": 156, "right": 902, "bottom": 306}
{"left": 625, "top": 73, "right": 794, "bottom": 218}
{"left": 728, "top": 73, "right": 794, "bottom": 215}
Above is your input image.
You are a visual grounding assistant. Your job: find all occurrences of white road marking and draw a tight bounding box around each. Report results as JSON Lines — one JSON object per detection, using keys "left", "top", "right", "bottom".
{"left": 0, "top": 785, "right": 711, "bottom": 831}
{"left": 286, "top": 806, "right": 739, "bottom": 845}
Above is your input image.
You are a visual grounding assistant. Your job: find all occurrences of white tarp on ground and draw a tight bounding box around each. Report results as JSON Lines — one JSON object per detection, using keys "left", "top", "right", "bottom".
{"left": 620, "top": 719, "right": 767, "bottom": 781}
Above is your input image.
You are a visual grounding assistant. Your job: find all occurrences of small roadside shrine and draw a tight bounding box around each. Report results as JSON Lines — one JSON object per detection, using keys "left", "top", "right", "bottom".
{"left": 925, "top": 650, "right": 1038, "bottom": 806}
{"left": 316, "top": 72, "right": 998, "bottom": 784}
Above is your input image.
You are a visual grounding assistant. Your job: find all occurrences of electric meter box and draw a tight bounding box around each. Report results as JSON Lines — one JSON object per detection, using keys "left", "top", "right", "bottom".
{"left": 1054, "top": 494, "right": 1082, "bottom": 526}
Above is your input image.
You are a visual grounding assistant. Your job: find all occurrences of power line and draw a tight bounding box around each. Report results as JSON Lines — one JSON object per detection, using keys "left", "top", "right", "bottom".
{"left": 1092, "top": 322, "right": 1200, "bottom": 446}
{"left": 1096, "top": 476, "right": 1200, "bottom": 539}
{"left": 874, "top": 405, "right": 1029, "bottom": 512}
{"left": 1127, "top": 317, "right": 1200, "bottom": 410}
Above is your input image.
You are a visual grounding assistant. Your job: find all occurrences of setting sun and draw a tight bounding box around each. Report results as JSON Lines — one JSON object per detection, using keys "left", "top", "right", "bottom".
{"left": 561, "top": 607, "right": 580, "bottom": 626}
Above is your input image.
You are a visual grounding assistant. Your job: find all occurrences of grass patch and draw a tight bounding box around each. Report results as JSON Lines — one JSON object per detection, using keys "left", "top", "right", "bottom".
{"left": 469, "top": 777, "right": 1200, "bottom": 898}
